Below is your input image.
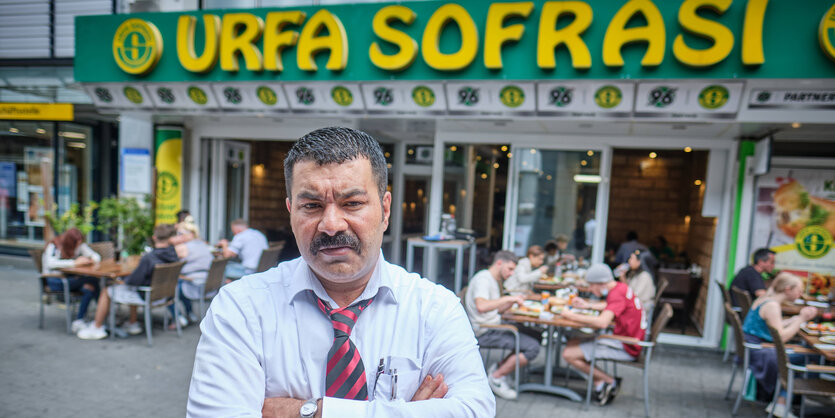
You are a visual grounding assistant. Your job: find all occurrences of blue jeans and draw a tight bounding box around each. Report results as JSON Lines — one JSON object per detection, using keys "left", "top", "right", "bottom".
{"left": 46, "top": 276, "right": 100, "bottom": 320}
{"left": 167, "top": 280, "right": 193, "bottom": 318}
{"left": 224, "top": 261, "right": 251, "bottom": 280}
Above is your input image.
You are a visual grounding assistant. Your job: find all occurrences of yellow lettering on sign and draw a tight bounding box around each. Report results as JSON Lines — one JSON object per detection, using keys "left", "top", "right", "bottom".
{"left": 177, "top": 15, "right": 221, "bottom": 73}
{"left": 537, "top": 1, "right": 593, "bottom": 70}
{"left": 673, "top": 0, "right": 733, "bottom": 67}
{"left": 220, "top": 13, "right": 264, "bottom": 72}
{"left": 603, "top": 0, "right": 665, "bottom": 67}
{"left": 422, "top": 4, "right": 479, "bottom": 71}
{"left": 484, "top": 2, "right": 533, "bottom": 69}
{"left": 297, "top": 10, "right": 348, "bottom": 72}
{"left": 742, "top": 0, "right": 768, "bottom": 65}
{"left": 369, "top": 5, "right": 418, "bottom": 71}
{"left": 264, "top": 11, "right": 306, "bottom": 72}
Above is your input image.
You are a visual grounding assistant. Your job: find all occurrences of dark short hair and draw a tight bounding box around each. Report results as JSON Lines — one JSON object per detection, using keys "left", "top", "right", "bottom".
{"left": 153, "top": 224, "right": 177, "bottom": 241}
{"left": 527, "top": 245, "right": 544, "bottom": 257}
{"left": 492, "top": 250, "right": 518, "bottom": 266}
{"left": 626, "top": 230, "right": 638, "bottom": 241}
{"left": 284, "top": 127, "right": 388, "bottom": 201}
{"left": 176, "top": 210, "right": 191, "bottom": 223}
{"left": 544, "top": 240, "right": 558, "bottom": 252}
{"left": 752, "top": 248, "right": 775, "bottom": 264}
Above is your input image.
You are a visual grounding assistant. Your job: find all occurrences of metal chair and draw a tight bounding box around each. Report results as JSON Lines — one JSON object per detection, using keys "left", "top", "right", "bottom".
{"left": 193, "top": 257, "right": 231, "bottom": 318}
{"left": 766, "top": 324, "right": 835, "bottom": 418}
{"left": 30, "top": 248, "right": 81, "bottom": 334}
{"left": 457, "top": 286, "right": 521, "bottom": 395}
{"left": 255, "top": 242, "right": 284, "bottom": 273}
{"left": 88, "top": 241, "right": 116, "bottom": 261}
{"left": 731, "top": 286, "right": 752, "bottom": 320}
{"left": 596, "top": 303, "right": 674, "bottom": 418}
{"left": 725, "top": 301, "right": 768, "bottom": 413}
{"left": 108, "top": 261, "right": 185, "bottom": 346}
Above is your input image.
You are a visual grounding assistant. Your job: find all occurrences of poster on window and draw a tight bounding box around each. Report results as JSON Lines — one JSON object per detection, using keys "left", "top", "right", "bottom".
{"left": 752, "top": 168, "right": 835, "bottom": 296}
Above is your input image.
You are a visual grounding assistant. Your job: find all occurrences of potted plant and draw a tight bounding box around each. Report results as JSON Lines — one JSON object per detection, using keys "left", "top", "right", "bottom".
{"left": 44, "top": 201, "right": 97, "bottom": 236}
{"left": 96, "top": 195, "right": 154, "bottom": 268}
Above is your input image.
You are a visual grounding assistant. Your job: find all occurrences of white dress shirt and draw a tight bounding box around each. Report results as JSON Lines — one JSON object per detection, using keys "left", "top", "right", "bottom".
{"left": 187, "top": 252, "right": 494, "bottom": 417}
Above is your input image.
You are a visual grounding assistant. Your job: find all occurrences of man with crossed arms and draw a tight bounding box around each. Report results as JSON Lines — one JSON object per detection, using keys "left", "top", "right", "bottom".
{"left": 187, "top": 127, "right": 493, "bottom": 417}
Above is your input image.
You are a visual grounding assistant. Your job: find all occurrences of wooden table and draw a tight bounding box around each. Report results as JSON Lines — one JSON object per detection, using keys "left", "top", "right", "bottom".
{"left": 503, "top": 312, "right": 604, "bottom": 407}
{"left": 60, "top": 260, "right": 134, "bottom": 288}
{"left": 798, "top": 330, "right": 835, "bottom": 362}
{"left": 781, "top": 301, "right": 830, "bottom": 316}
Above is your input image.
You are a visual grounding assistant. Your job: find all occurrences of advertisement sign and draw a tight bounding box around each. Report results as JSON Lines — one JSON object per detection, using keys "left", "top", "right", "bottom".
{"left": 210, "top": 83, "right": 291, "bottom": 111}
{"left": 154, "top": 128, "right": 183, "bottom": 225}
{"left": 0, "top": 103, "right": 73, "bottom": 121}
{"left": 747, "top": 89, "right": 835, "bottom": 110}
{"left": 121, "top": 148, "right": 152, "bottom": 194}
{"left": 84, "top": 83, "right": 154, "bottom": 109}
{"left": 282, "top": 83, "right": 364, "bottom": 113}
{"left": 536, "top": 82, "right": 634, "bottom": 117}
{"left": 361, "top": 82, "right": 447, "bottom": 114}
{"left": 445, "top": 82, "right": 536, "bottom": 115}
{"left": 752, "top": 168, "right": 835, "bottom": 295}
{"left": 634, "top": 82, "right": 744, "bottom": 119}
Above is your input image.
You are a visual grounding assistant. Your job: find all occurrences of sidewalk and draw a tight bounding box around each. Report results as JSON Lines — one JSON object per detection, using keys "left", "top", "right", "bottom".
{"left": 0, "top": 258, "right": 815, "bottom": 417}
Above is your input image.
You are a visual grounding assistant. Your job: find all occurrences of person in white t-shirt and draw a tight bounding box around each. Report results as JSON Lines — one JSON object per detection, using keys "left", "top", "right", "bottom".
{"left": 217, "top": 219, "right": 268, "bottom": 279}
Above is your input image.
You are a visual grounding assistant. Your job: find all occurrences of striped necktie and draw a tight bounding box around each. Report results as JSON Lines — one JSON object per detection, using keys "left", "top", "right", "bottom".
{"left": 311, "top": 291, "right": 374, "bottom": 400}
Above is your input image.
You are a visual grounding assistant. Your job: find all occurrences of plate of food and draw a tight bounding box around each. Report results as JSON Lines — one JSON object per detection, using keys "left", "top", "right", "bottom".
{"left": 510, "top": 301, "right": 544, "bottom": 317}
{"left": 820, "top": 335, "right": 835, "bottom": 344}
{"left": 773, "top": 180, "right": 835, "bottom": 239}
{"left": 802, "top": 321, "right": 835, "bottom": 335}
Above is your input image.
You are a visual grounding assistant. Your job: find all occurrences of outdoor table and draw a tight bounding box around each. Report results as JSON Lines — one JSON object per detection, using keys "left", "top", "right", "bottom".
{"left": 502, "top": 312, "right": 604, "bottom": 407}
{"left": 60, "top": 260, "right": 134, "bottom": 289}
{"left": 781, "top": 301, "right": 828, "bottom": 316}
{"left": 405, "top": 237, "right": 475, "bottom": 294}
{"left": 798, "top": 330, "right": 835, "bottom": 362}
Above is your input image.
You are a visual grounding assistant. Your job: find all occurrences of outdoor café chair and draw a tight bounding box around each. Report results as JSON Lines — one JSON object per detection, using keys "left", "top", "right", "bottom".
{"left": 88, "top": 241, "right": 116, "bottom": 261}
{"left": 596, "top": 303, "right": 673, "bottom": 418}
{"left": 191, "top": 256, "right": 231, "bottom": 318}
{"left": 716, "top": 280, "right": 740, "bottom": 362}
{"left": 731, "top": 286, "right": 752, "bottom": 320}
{"left": 725, "top": 301, "right": 768, "bottom": 412}
{"left": 30, "top": 248, "right": 81, "bottom": 334}
{"left": 108, "top": 261, "right": 185, "bottom": 347}
{"left": 457, "top": 286, "right": 521, "bottom": 396}
{"left": 255, "top": 242, "right": 284, "bottom": 273}
{"left": 766, "top": 323, "right": 835, "bottom": 418}
{"left": 656, "top": 268, "right": 694, "bottom": 334}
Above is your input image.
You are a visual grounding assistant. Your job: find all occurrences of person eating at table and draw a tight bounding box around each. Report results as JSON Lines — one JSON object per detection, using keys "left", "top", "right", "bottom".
{"left": 730, "top": 248, "right": 776, "bottom": 307}
{"left": 42, "top": 227, "right": 102, "bottom": 332}
{"left": 465, "top": 250, "right": 540, "bottom": 400}
{"left": 561, "top": 263, "right": 647, "bottom": 406}
{"left": 216, "top": 218, "right": 269, "bottom": 280}
{"left": 742, "top": 272, "right": 818, "bottom": 418}
{"left": 76, "top": 224, "right": 179, "bottom": 340}
{"left": 616, "top": 250, "right": 656, "bottom": 314}
{"left": 544, "top": 234, "right": 576, "bottom": 267}
{"left": 503, "top": 245, "right": 548, "bottom": 294}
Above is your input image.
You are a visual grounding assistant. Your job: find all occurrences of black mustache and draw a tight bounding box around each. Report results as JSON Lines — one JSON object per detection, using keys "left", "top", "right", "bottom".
{"left": 310, "top": 233, "right": 361, "bottom": 255}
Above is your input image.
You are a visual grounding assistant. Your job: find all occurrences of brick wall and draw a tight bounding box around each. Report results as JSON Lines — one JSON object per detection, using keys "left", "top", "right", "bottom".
{"left": 248, "top": 141, "right": 293, "bottom": 239}
{"left": 608, "top": 149, "right": 715, "bottom": 333}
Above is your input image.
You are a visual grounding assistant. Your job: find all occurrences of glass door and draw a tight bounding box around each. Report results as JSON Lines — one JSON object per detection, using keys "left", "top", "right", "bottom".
{"left": 205, "top": 139, "right": 250, "bottom": 244}
{"left": 399, "top": 175, "right": 431, "bottom": 266}
{"left": 506, "top": 147, "right": 605, "bottom": 262}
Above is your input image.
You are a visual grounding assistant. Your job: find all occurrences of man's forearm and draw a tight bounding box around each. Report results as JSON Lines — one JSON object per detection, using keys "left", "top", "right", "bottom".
{"left": 262, "top": 398, "right": 321, "bottom": 418}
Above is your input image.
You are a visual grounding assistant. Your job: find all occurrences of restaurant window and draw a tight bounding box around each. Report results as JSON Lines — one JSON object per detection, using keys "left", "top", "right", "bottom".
{"left": 511, "top": 148, "right": 600, "bottom": 258}
{"left": 57, "top": 123, "right": 93, "bottom": 215}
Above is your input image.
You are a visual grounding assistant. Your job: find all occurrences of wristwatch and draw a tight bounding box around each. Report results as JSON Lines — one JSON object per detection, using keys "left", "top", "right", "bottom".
{"left": 300, "top": 398, "right": 319, "bottom": 418}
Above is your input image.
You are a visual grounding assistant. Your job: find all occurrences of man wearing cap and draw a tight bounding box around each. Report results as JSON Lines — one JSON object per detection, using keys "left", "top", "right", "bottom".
{"left": 560, "top": 264, "right": 647, "bottom": 406}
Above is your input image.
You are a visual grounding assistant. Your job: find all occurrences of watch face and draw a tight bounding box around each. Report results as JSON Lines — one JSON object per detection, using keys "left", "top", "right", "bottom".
{"left": 300, "top": 403, "right": 316, "bottom": 415}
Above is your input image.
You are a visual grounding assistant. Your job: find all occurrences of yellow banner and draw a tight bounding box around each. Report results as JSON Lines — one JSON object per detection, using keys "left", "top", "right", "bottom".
{"left": 0, "top": 103, "right": 73, "bottom": 121}
{"left": 154, "top": 128, "right": 183, "bottom": 225}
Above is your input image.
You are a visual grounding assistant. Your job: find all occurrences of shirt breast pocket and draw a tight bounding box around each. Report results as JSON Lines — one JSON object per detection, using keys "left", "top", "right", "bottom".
{"left": 372, "top": 356, "right": 422, "bottom": 402}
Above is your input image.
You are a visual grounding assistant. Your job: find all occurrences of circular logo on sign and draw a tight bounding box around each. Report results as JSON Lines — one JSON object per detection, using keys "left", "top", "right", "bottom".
{"left": 156, "top": 87, "right": 175, "bottom": 104}
{"left": 648, "top": 86, "right": 677, "bottom": 108}
{"left": 223, "top": 87, "right": 242, "bottom": 105}
{"left": 820, "top": 4, "right": 835, "bottom": 62}
{"left": 499, "top": 85, "right": 524, "bottom": 108}
{"left": 594, "top": 85, "right": 622, "bottom": 109}
{"left": 94, "top": 87, "right": 113, "bottom": 103}
{"left": 548, "top": 86, "right": 573, "bottom": 107}
{"left": 698, "top": 85, "right": 730, "bottom": 110}
{"left": 373, "top": 87, "right": 394, "bottom": 106}
{"left": 123, "top": 86, "right": 144, "bottom": 104}
{"left": 331, "top": 86, "right": 353, "bottom": 106}
{"left": 187, "top": 86, "right": 208, "bottom": 105}
{"left": 795, "top": 226, "right": 833, "bottom": 259}
{"left": 458, "top": 86, "right": 480, "bottom": 106}
{"left": 157, "top": 172, "right": 179, "bottom": 200}
{"left": 296, "top": 87, "right": 315, "bottom": 105}
{"left": 112, "top": 18, "right": 163, "bottom": 75}
{"left": 412, "top": 86, "right": 435, "bottom": 107}
{"left": 256, "top": 86, "right": 277, "bottom": 106}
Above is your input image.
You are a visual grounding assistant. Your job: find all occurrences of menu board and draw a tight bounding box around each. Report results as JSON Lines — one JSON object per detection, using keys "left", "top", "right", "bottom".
{"left": 752, "top": 168, "right": 835, "bottom": 296}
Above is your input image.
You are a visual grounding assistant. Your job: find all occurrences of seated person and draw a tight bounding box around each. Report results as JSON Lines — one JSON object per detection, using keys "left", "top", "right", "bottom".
{"left": 544, "top": 234, "right": 576, "bottom": 266}
{"left": 169, "top": 219, "right": 213, "bottom": 327}
{"left": 465, "top": 250, "right": 540, "bottom": 400}
{"left": 616, "top": 250, "right": 656, "bottom": 314}
{"left": 42, "top": 227, "right": 101, "bottom": 332}
{"left": 77, "top": 224, "right": 180, "bottom": 340}
{"left": 649, "top": 235, "right": 675, "bottom": 263}
{"left": 742, "top": 272, "right": 818, "bottom": 418}
{"left": 503, "top": 245, "right": 548, "bottom": 294}
{"left": 731, "top": 248, "right": 775, "bottom": 306}
{"left": 561, "top": 264, "right": 647, "bottom": 406}
{"left": 217, "top": 218, "right": 268, "bottom": 279}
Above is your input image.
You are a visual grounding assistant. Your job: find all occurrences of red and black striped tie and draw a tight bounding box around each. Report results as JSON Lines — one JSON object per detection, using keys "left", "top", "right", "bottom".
{"left": 312, "top": 291, "right": 374, "bottom": 400}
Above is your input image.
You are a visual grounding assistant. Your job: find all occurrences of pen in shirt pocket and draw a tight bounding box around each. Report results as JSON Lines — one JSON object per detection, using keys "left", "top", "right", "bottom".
{"left": 390, "top": 369, "right": 398, "bottom": 401}
{"left": 372, "top": 358, "right": 385, "bottom": 400}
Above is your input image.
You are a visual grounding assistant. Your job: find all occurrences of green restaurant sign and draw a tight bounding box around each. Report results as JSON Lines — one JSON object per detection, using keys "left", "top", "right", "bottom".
{"left": 75, "top": 0, "right": 835, "bottom": 83}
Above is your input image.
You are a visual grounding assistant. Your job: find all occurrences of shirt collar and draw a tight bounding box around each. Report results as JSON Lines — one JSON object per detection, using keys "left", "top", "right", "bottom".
{"left": 288, "top": 250, "right": 398, "bottom": 307}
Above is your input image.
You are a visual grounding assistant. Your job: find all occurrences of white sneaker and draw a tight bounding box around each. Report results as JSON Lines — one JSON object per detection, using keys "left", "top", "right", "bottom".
{"left": 124, "top": 321, "right": 143, "bottom": 335}
{"left": 77, "top": 325, "right": 107, "bottom": 340}
{"left": 187, "top": 311, "right": 200, "bottom": 323}
{"left": 71, "top": 319, "right": 87, "bottom": 333}
{"left": 177, "top": 315, "right": 188, "bottom": 328}
{"left": 765, "top": 402, "right": 797, "bottom": 418}
{"left": 488, "top": 372, "right": 518, "bottom": 400}
{"left": 487, "top": 363, "right": 498, "bottom": 378}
